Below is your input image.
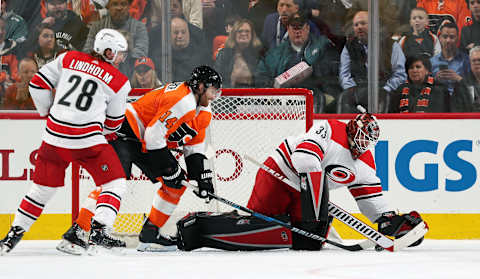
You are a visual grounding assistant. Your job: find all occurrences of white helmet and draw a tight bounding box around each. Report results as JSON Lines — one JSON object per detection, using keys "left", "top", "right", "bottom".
{"left": 93, "top": 28, "right": 128, "bottom": 63}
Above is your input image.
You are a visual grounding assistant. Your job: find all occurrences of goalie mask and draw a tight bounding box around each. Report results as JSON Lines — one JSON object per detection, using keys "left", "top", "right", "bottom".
{"left": 188, "top": 65, "right": 223, "bottom": 98}
{"left": 346, "top": 112, "right": 380, "bottom": 159}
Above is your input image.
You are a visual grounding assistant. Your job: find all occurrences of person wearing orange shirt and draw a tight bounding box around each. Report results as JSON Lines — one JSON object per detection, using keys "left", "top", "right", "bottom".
{"left": 56, "top": 65, "right": 222, "bottom": 255}
{"left": 417, "top": 0, "right": 472, "bottom": 36}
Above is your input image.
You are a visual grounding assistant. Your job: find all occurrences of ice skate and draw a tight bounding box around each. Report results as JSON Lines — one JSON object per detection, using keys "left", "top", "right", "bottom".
{"left": 137, "top": 218, "right": 177, "bottom": 252}
{"left": 0, "top": 226, "right": 25, "bottom": 255}
{"left": 56, "top": 223, "right": 88, "bottom": 255}
{"left": 87, "top": 220, "right": 125, "bottom": 254}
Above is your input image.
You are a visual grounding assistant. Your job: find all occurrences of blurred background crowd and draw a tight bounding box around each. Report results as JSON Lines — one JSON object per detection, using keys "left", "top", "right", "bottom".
{"left": 1, "top": 0, "right": 480, "bottom": 113}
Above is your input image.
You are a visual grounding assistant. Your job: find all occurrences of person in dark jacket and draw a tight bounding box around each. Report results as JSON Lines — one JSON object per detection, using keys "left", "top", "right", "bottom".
{"left": 460, "top": 0, "right": 480, "bottom": 52}
{"left": 389, "top": 54, "right": 450, "bottom": 113}
{"left": 29, "top": 0, "right": 89, "bottom": 51}
{"left": 256, "top": 12, "right": 340, "bottom": 113}
{"left": 214, "top": 19, "right": 262, "bottom": 88}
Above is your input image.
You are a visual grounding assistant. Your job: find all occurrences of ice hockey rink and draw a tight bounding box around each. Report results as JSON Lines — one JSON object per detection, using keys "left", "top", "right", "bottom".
{"left": 1, "top": 240, "right": 479, "bottom": 279}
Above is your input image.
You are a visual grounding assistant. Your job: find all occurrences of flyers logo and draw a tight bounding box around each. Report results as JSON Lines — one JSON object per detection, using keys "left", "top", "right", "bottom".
{"left": 325, "top": 165, "right": 355, "bottom": 184}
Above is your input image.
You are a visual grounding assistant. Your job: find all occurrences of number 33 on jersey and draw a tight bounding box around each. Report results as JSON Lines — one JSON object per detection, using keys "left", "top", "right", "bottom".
{"left": 29, "top": 50, "right": 131, "bottom": 149}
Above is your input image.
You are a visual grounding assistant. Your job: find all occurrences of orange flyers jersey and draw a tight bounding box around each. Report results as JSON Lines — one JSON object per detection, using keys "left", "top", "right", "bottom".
{"left": 167, "top": 105, "right": 212, "bottom": 157}
{"left": 417, "top": 0, "right": 472, "bottom": 34}
{"left": 125, "top": 82, "right": 201, "bottom": 151}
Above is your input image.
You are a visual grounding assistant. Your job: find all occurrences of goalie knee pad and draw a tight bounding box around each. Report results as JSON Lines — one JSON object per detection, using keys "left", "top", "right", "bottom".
{"left": 176, "top": 211, "right": 292, "bottom": 251}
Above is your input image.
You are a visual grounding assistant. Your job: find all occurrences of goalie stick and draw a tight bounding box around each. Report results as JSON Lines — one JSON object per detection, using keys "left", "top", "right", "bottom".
{"left": 243, "top": 154, "right": 428, "bottom": 252}
{"left": 182, "top": 181, "right": 371, "bottom": 252}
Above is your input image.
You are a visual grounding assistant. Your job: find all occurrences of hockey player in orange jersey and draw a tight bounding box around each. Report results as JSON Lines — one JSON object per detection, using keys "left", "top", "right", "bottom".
{"left": 56, "top": 65, "right": 222, "bottom": 254}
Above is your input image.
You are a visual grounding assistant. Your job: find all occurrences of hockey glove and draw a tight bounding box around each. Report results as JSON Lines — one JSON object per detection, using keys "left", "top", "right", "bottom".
{"left": 375, "top": 211, "right": 426, "bottom": 247}
{"left": 162, "top": 165, "right": 186, "bottom": 189}
{"left": 168, "top": 122, "right": 198, "bottom": 147}
{"left": 194, "top": 169, "right": 214, "bottom": 199}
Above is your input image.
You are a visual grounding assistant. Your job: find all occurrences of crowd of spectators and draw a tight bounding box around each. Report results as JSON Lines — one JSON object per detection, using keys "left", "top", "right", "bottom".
{"left": 1, "top": 0, "right": 480, "bottom": 113}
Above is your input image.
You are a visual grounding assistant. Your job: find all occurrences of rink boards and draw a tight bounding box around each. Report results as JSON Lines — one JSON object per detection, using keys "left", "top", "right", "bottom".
{"left": 0, "top": 114, "right": 479, "bottom": 239}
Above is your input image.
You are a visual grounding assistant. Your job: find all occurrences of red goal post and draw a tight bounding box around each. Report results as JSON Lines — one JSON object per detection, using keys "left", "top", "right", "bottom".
{"left": 71, "top": 87, "right": 313, "bottom": 236}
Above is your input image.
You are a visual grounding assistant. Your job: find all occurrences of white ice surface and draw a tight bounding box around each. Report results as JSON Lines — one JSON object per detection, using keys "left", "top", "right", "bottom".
{"left": 1, "top": 240, "right": 479, "bottom": 279}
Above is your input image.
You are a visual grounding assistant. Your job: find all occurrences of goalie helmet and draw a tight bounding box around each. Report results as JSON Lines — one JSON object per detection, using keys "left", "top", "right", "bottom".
{"left": 346, "top": 112, "right": 380, "bottom": 159}
{"left": 93, "top": 28, "right": 128, "bottom": 63}
{"left": 187, "top": 65, "right": 222, "bottom": 92}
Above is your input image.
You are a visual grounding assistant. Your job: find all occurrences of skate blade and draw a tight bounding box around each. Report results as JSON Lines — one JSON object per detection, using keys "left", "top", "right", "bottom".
{"left": 0, "top": 243, "right": 9, "bottom": 256}
{"left": 136, "top": 242, "right": 177, "bottom": 252}
{"left": 56, "top": 239, "right": 87, "bottom": 256}
{"left": 87, "top": 244, "right": 126, "bottom": 256}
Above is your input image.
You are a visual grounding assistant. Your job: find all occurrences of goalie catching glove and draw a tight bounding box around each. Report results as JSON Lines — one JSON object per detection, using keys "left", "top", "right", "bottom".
{"left": 375, "top": 211, "right": 427, "bottom": 247}
{"left": 193, "top": 169, "right": 214, "bottom": 199}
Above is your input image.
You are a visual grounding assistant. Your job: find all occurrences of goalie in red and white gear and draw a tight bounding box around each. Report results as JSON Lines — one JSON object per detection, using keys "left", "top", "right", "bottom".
{"left": 0, "top": 28, "right": 131, "bottom": 255}
{"left": 176, "top": 111, "right": 427, "bottom": 251}
{"left": 246, "top": 111, "right": 426, "bottom": 250}
{"left": 56, "top": 65, "right": 222, "bottom": 254}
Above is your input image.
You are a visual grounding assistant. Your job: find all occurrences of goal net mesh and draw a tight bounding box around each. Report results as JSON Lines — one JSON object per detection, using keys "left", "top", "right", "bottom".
{"left": 75, "top": 88, "right": 312, "bottom": 236}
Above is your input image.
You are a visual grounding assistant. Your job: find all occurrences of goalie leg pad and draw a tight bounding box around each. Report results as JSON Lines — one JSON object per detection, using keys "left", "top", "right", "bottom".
{"left": 176, "top": 211, "right": 292, "bottom": 251}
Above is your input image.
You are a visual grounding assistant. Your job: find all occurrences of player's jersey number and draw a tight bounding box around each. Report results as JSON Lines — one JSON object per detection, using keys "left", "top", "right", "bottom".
{"left": 58, "top": 74, "right": 98, "bottom": 111}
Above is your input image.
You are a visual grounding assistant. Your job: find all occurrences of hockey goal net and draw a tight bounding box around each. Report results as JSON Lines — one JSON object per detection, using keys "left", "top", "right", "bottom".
{"left": 72, "top": 88, "right": 313, "bottom": 236}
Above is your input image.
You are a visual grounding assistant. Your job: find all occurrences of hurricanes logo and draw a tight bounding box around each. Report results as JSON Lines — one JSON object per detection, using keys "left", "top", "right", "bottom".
{"left": 325, "top": 165, "right": 355, "bottom": 184}
{"left": 101, "top": 164, "right": 109, "bottom": 172}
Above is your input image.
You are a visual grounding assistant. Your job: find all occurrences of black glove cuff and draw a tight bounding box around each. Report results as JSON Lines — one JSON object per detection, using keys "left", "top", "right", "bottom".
{"left": 186, "top": 153, "right": 207, "bottom": 180}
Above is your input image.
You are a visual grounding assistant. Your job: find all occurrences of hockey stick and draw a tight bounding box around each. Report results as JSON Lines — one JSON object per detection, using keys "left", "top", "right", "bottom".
{"left": 181, "top": 181, "right": 370, "bottom": 252}
{"left": 243, "top": 154, "right": 428, "bottom": 252}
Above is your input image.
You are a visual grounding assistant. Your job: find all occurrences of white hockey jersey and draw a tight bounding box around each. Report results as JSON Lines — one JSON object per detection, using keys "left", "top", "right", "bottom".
{"left": 29, "top": 51, "right": 131, "bottom": 149}
{"left": 270, "top": 119, "right": 391, "bottom": 222}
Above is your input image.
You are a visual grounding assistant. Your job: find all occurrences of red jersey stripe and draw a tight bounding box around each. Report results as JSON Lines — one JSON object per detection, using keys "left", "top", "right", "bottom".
{"left": 278, "top": 142, "right": 294, "bottom": 169}
{"left": 104, "top": 117, "right": 124, "bottom": 130}
{"left": 296, "top": 141, "right": 324, "bottom": 160}
{"left": 349, "top": 185, "right": 382, "bottom": 198}
{"left": 30, "top": 74, "right": 52, "bottom": 90}
{"left": 47, "top": 118, "right": 102, "bottom": 136}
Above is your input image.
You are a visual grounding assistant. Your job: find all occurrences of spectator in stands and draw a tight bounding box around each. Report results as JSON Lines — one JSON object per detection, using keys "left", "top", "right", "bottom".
{"left": 417, "top": 0, "right": 472, "bottom": 36}
{"left": 202, "top": 0, "right": 234, "bottom": 52}
{"left": 235, "top": 0, "right": 276, "bottom": 38}
{"left": 26, "top": 24, "right": 62, "bottom": 69}
{"left": 147, "top": 0, "right": 202, "bottom": 29}
{"left": 84, "top": 0, "right": 148, "bottom": 77}
{"left": 1, "top": 0, "right": 28, "bottom": 52}
{"left": 214, "top": 18, "right": 262, "bottom": 88}
{"left": 130, "top": 56, "right": 162, "bottom": 89}
{"left": 5, "top": 0, "right": 41, "bottom": 31}
{"left": 261, "top": 0, "right": 321, "bottom": 50}
{"left": 170, "top": 0, "right": 207, "bottom": 50}
{"left": 399, "top": 7, "right": 441, "bottom": 58}
{"left": 431, "top": 22, "right": 470, "bottom": 94}
{"left": 1, "top": 57, "right": 37, "bottom": 110}
{"left": 391, "top": 0, "right": 418, "bottom": 28}
{"left": 255, "top": 12, "right": 340, "bottom": 113}
{"left": 212, "top": 14, "right": 241, "bottom": 61}
{"left": 0, "top": 17, "right": 19, "bottom": 101}
{"left": 460, "top": 0, "right": 480, "bottom": 51}
{"left": 339, "top": 11, "right": 406, "bottom": 113}
{"left": 170, "top": 16, "right": 208, "bottom": 80}
{"left": 30, "top": 0, "right": 89, "bottom": 51}
{"left": 389, "top": 54, "right": 450, "bottom": 112}
{"left": 452, "top": 46, "right": 480, "bottom": 111}
{"left": 307, "top": 0, "right": 351, "bottom": 51}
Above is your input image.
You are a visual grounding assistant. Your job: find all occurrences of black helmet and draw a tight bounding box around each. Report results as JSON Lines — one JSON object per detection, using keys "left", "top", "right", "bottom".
{"left": 187, "top": 65, "right": 222, "bottom": 91}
